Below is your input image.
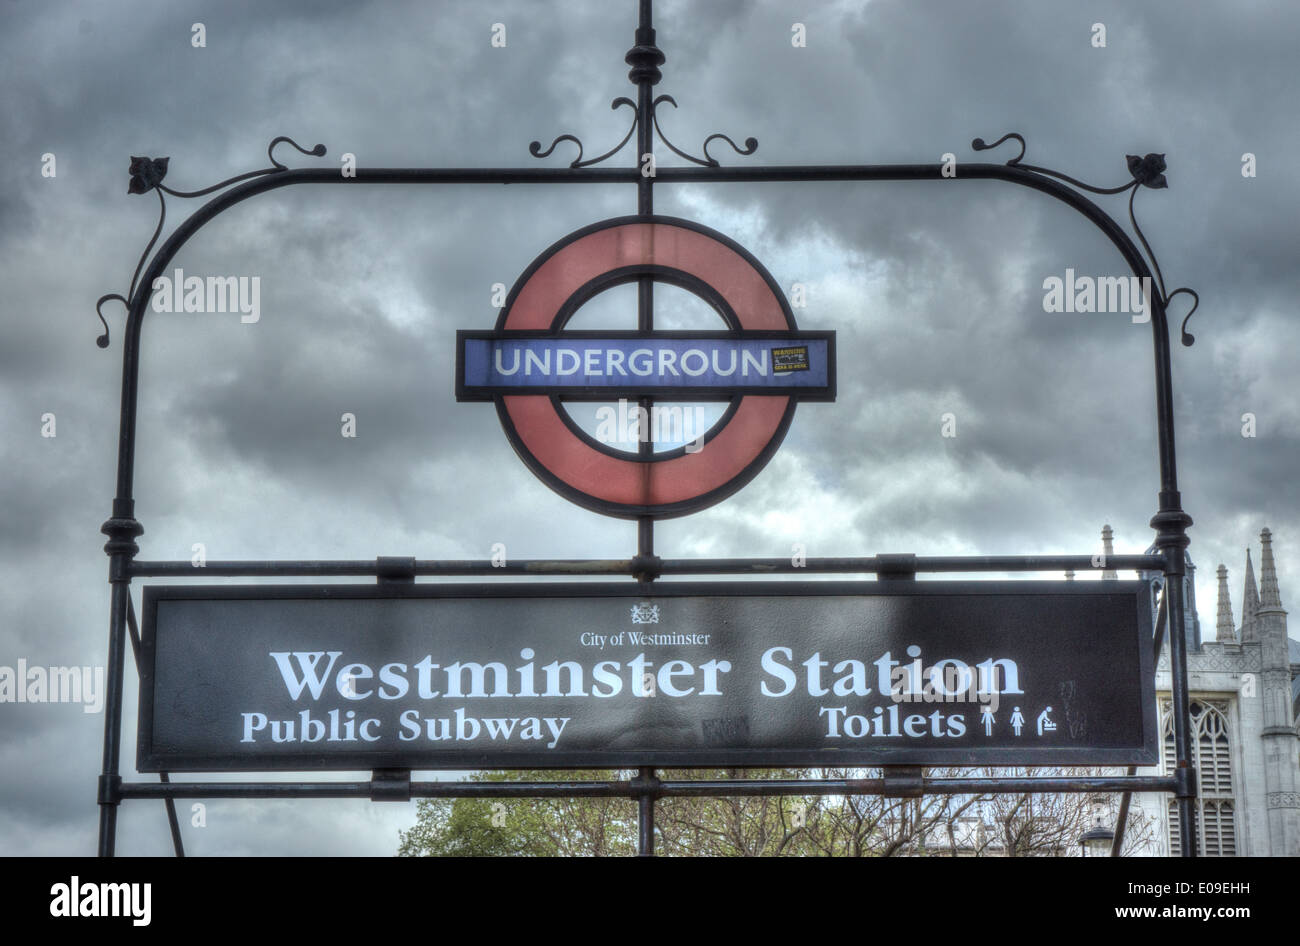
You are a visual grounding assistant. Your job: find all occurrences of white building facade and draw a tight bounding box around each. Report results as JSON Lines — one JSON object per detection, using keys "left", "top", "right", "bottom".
{"left": 1128, "top": 527, "right": 1300, "bottom": 856}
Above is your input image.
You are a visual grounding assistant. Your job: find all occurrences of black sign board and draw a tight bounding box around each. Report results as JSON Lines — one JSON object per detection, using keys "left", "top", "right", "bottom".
{"left": 138, "top": 581, "right": 1156, "bottom": 771}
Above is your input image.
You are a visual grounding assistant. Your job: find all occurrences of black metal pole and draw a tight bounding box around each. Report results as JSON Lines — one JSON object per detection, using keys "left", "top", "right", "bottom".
{"left": 627, "top": 0, "right": 664, "bottom": 856}
{"left": 97, "top": 498, "right": 141, "bottom": 857}
{"left": 1111, "top": 590, "right": 1167, "bottom": 857}
{"left": 1163, "top": 551, "right": 1198, "bottom": 855}
{"left": 629, "top": 0, "right": 659, "bottom": 489}
{"left": 95, "top": 582, "right": 127, "bottom": 856}
{"left": 637, "top": 767, "right": 657, "bottom": 856}
{"left": 123, "top": 595, "right": 185, "bottom": 857}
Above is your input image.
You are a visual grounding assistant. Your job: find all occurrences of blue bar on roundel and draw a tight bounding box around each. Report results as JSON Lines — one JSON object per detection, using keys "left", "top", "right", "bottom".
{"left": 458, "top": 334, "right": 834, "bottom": 399}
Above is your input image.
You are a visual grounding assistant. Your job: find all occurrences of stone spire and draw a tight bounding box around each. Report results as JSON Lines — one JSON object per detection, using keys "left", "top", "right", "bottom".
{"left": 1240, "top": 548, "right": 1260, "bottom": 641}
{"left": 1215, "top": 565, "right": 1236, "bottom": 642}
{"left": 1249, "top": 527, "right": 1299, "bottom": 854}
{"left": 1101, "top": 524, "right": 1117, "bottom": 580}
{"left": 1259, "top": 527, "right": 1284, "bottom": 612}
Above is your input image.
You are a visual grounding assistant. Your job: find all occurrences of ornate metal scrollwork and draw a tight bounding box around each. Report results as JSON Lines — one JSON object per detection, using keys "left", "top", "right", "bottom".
{"left": 973, "top": 132, "right": 1198, "bottom": 346}
{"left": 529, "top": 20, "right": 757, "bottom": 173}
{"left": 95, "top": 136, "right": 326, "bottom": 348}
{"left": 528, "top": 92, "right": 758, "bottom": 170}
{"left": 971, "top": 132, "right": 1025, "bottom": 166}
{"left": 650, "top": 94, "right": 756, "bottom": 168}
{"left": 529, "top": 98, "right": 638, "bottom": 168}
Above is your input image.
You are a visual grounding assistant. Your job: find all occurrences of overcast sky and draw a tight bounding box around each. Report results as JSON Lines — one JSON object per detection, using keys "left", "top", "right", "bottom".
{"left": 1, "top": 0, "right": 1296, "bottom": 855}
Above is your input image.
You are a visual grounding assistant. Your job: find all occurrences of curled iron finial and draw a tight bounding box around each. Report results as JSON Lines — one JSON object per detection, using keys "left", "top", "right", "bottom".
{"left": 971, "top": 133, "right": 1025, "bottom": 166}
{"left": 95, "top": 294, "right": 126, "bottom": 348}
{"left": 973, "top": 132, "right": 1137, "bottom": 195}
{"left": 158, "top": 134, "right": 328, "bottom": 198}
{"left": 702, "top": 132, "right": 759, "bottom": 166}
{"left": 529, "top": 98, "right": 638, "bottom": 168}
{"left": 95, "top": 186, "right": 166, "bottom": 348}
{"left": 529, "top": 134, "right": 584, "bottom": 163}
{"left": 1121, "top": 162, "right": 1198, "bottom": 345}
{"left": 268, "top": 135, "right": 327, "bottom": 171}
{"left": 97, "top": 136, "right": 326, "bottom": 346}
{"left": 1166, "top": 288, "right": 1199, "bottom": 346}
{"left": 651, "top": 95, "right": 757, "bottom": 167}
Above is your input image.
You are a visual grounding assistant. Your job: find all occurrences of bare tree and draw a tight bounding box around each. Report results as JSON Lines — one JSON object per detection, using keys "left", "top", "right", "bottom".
{"left": 399, "top": 765, "right": 1159, "bottom": 857}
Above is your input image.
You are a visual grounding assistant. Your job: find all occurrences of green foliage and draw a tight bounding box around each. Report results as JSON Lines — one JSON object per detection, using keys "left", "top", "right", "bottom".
{"left": 398, "top": 767, "right": 1158, "bottom": 857}
{"left": 398, "top": 770, "right": 637, "bottom": 857}
{"left": 400, "top": 768, "right": 847, "bottom": 857}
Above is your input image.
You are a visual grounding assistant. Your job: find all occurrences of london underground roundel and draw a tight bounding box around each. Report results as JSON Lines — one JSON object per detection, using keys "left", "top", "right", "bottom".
{"left": 456, "top": 216, "right": 836, "bottom": 518}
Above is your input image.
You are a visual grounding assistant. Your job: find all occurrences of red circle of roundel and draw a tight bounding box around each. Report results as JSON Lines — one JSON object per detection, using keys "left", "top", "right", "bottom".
{"left": 494, "top": 215, "right": 798, "bottom": 519}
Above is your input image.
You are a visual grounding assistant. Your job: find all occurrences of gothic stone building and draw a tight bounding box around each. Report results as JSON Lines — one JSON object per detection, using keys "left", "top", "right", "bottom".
{"left": 1127, "top": 527, "right": 1300, "bottom": 856}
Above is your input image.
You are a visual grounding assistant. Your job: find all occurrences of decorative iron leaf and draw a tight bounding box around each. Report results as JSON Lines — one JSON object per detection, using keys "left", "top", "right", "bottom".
{"left": 128, "top": 156, "right": 169, "bottom": 194}
{"left": 1126, "top": 152, "right": 1167, "bottom": 189}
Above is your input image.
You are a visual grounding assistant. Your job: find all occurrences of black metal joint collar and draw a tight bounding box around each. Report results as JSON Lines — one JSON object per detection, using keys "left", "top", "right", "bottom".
{"left": 1173, "top": 764, "right": 1198, "bottom": 799}
{"left": 631, "top": 554, "right": 662, "bottom": 583}
{"left": 376, "top": 556, "right": 417, "bottom": 584}
{"left": 370, "top": 769, "right": 411, "bottom": 802}
{"left": 629, "top": 770, "right": 662, "bottom": 797}
{"left": 101, "top": 504, "right": 143, "bottom": 576}
{"left": 98, "top": 774, "right": 123, "bottom": 806}
{"left": 625, "top": 28, "right": 664, "bottom": 86}
{"left": 876, "top": 553, "right": 918, "bottom": 581}
{"left": 882, "top": 766, "right": 925, "bottom": 798}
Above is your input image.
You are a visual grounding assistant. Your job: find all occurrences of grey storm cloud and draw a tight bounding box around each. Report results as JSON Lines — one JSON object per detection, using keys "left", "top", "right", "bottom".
{"left": 0, "top": 0, "right": 1296, "bottom": 855}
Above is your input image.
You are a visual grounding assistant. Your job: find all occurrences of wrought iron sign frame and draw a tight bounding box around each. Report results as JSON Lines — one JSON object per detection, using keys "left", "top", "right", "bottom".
{"left": 95, "top": 0, "right": 1201, "bottom": 857}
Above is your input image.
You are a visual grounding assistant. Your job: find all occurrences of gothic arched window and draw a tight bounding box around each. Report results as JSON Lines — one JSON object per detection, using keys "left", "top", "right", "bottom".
{"left": 1162, "top": 699, "right": 1236, "bottom": 856}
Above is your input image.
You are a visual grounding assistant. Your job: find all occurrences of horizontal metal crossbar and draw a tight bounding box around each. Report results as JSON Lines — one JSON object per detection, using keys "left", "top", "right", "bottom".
{"left": 129, "top": 554, "right": 1166, "bottom": 578}
{"left": 115, "top": 775, "right": 1177, "bottom": 800}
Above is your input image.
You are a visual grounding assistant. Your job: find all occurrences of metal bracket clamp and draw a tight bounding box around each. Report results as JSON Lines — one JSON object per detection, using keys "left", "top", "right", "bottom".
{"left": 628, "top": 769, "right": 663, "bottom": 798}
{"left": 631, "top": 554, "right": 663, "bottom": 583}
{"left": 882, "top": 766, "right": 924, "bottom": 797}
{"left": 376, "top": 556, "right": 416, "bottom": 584}
{"left": 98, "top": 774, "right": 122, "bottom": 806}
{"left": 876, "top": 554, "right": 917, "bottom": 581}
{"left": 1173, "top": 764, "right": 1198, "bottom": 800}
{"left": 370, "top": 769, "right": 411, "bottom": 801}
